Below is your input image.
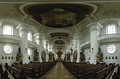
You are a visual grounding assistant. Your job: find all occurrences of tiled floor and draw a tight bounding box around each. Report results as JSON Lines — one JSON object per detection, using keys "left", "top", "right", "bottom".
{"left": 39, "top": 62, "right": 77, "bottom": 79}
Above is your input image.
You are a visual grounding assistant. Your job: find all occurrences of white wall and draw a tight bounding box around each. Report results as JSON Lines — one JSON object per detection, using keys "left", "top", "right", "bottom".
{"left": 99, "top": 22, "right": 120, "bottom": 65}
{"left": 0, "top": 42, "right": 19, "bottom": 65}
{"left": 83, "top": 32, "right": 90, "bottom": 42}
{"left": 81, "top": 18, "right": 120, "bottom": 65}
{"left": 101, "top": 43, "right": 120, "bottom": 65}
{"left": 0, "top": 19, "right": 38, "bottom": 65}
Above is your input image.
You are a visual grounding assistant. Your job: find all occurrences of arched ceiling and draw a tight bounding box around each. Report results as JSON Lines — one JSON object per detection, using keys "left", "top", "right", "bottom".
{"left": 21, "top": 3, "right": 96, "bottom": 28}
{"left": 0, "top": 1, "right": 119, "bottom": 46}
{"left": 20, "top": 3, "right": 96, "bottom": 46}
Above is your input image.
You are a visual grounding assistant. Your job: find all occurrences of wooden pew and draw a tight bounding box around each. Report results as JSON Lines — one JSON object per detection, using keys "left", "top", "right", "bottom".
{"left": 63, "top": 62, "right": 112, "bottom": 79}
{"left": 11, "top": 62, "right": 56, "bottom": 78}
{"left": 7, "top": 64, "right": 27, "bottom": 79}
{"left": 94, "top": 65, "right": 113, "bottom": 79}
{"left": 12, "top": 65, "right": 36, "bottom": 79}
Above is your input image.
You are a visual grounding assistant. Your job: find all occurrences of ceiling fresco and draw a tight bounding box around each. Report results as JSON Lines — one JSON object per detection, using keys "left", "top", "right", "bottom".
{"left": 50, "top": 32, "right": 69, "bottom": 38}
{"left": 54, "top": 40, "right": 65, "bottom": 44}
{"left": 22, "top": 3, "right": 95, "bottom": 28}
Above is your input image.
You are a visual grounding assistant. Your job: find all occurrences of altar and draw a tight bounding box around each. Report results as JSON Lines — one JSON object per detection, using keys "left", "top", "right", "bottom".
{"left": 56, "top": 50, "right": 63, "bottom": 61}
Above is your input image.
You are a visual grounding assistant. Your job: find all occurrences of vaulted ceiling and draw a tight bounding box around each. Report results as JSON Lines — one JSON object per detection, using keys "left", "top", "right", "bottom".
{"left": 0, "top": 0, "right": 119, "bottom": 46}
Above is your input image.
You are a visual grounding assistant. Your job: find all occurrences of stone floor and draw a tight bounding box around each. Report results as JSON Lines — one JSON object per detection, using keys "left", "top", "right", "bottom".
{"left": 39, "top": 62, "right": 77, "bottom": 79}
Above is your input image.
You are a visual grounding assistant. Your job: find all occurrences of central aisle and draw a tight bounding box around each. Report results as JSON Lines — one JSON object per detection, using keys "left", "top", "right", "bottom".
{"left": 40, "top": 62, "right": 77, "bottom": 79}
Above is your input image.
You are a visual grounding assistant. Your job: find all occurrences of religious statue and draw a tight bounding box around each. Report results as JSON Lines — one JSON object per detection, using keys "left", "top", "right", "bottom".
{"left": 67, "top": 51, "right": 71, "bottom": 62}
{"left": 96, "top": 47, "right": 103, "bottom": 63}
{"left": 48, "top": 52, "right": 53, "bottom": 62}
{"left": 41, "top": 50, "right": 46, "bottom": 62}
{"left": 34, "top": 49, "right": 39, "bottom": 62}
{"left": 73, "top": 50, "right": 77, "bottom": 62}
{"left": 64, "top": 53, "right": 67, "bottom": 62}
{"left": 56, "top": 50, "right": 63, "bottom": 61}
{"left": 16, "top": 47, "right": 22, "bottom": 64}
{"left": 80, "top": 48, "right": 85, "bottom": 62}
{"left": 52, "top": 53, "right": 55, "bottom": 61}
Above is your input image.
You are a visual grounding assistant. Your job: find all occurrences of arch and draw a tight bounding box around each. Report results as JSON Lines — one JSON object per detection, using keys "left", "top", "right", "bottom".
{"left": 45, "top": 29, "right": 74, "bottom": 38}
{"left": 2, "top": 18, "right": 21, "bottom": 28}
{"left": 51, "top": 38, "right": 67, "bottom": 45}
{"left": 28, "top": 25, "right": 38, "bottom": 34}
{"left": 98, "top": 18, "right": 118, "bottom": 27}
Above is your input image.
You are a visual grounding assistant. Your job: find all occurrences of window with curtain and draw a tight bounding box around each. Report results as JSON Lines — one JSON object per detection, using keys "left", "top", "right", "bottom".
{"left": 28, "top": 31, "right": 32, "bottom": 41}
{"left": 106, "top": 24, "right": 116, "bottom": 34}
{"left": 3, "top": 25, "right": 13, "bottom": 35}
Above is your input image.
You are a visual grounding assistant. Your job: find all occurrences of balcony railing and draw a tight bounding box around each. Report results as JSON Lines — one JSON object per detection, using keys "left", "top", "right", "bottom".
{"left": 80, "top": 33, "right": 120, "bottom": 48}
{"left": 0, "top": 34, "right": 22, "bottom": 43}
{"left": 98, "top": 33, "right": 120, "bottom": 40}
{"left": 28, "top": 41, "right": 38, "bottom": 48}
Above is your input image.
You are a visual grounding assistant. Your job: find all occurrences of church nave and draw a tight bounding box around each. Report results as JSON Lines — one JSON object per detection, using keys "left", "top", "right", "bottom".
{"left": 40, "top": 62, "right": 76, "bottom": 79}
{"left": 0, "top": 1, "right": 120, "bottom": 79}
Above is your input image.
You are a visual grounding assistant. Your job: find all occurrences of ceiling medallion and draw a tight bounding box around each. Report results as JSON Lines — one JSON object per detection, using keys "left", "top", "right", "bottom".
{"left": 21, "top": 3, "right": 97, "bottom": 28}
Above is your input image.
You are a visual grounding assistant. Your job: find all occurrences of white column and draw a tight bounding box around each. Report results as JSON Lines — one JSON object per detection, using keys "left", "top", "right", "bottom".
{"left": 87, "top": 22, "right": 102, "bottom": 64}
{"left": 76, "top": 34, "right": 83, "bottom": 63}
{"left": 0, "top": 20, "right": 3, "bottom": 34}
{"left": 19, "top": 23, "right": 29, "bottom": 64}
{"left": 35, "top": 33, "right": 43, "bottom": 62}
{"left": 77, "top": 39, "right": 80, "bottom": 63}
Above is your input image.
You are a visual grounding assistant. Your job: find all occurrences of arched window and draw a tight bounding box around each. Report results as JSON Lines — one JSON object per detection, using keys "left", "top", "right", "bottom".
{"left": 3, "top": 25, "right": 13, "bottom": 35}
{"left": 27, "top": 48, "right": 32, "bottom": 56}
{"left": 28, "top": 31, "right": 32, "bottom": 41}
{"left": 106, "top": 24, "right": 116, "bottom": 34}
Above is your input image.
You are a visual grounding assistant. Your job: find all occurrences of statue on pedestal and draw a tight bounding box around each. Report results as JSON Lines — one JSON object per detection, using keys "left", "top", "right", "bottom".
{"left": 67, "top": 51, "right": 71, "bottom": 62}
{"left": 52, "top": 53, "right": 55, "bottom": 61}
{"left": 34, "top": 49, "right": 39, "bottom": 62}
{"left": 64, "top": 53, "right": 67, "bottom": 62}
{"left": 96, "top": 47, "right": 103, "bottom": 63}
{"left": 48, "top": 52, "right": 53, "bottom": 62}
{"left": 56, "top": 50, "right": 63, "bottom": 61}
{"left": 16, "top": 47, "right": 22, "bottom": 64}
{"left": 41, "top": 50, "right": 46, "bottom": 62}
{"left": 73, "top": 50, "right": 77, "bottom": 62}
{"left": 80, "top": 48, "right": 85, "bottom": 62}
